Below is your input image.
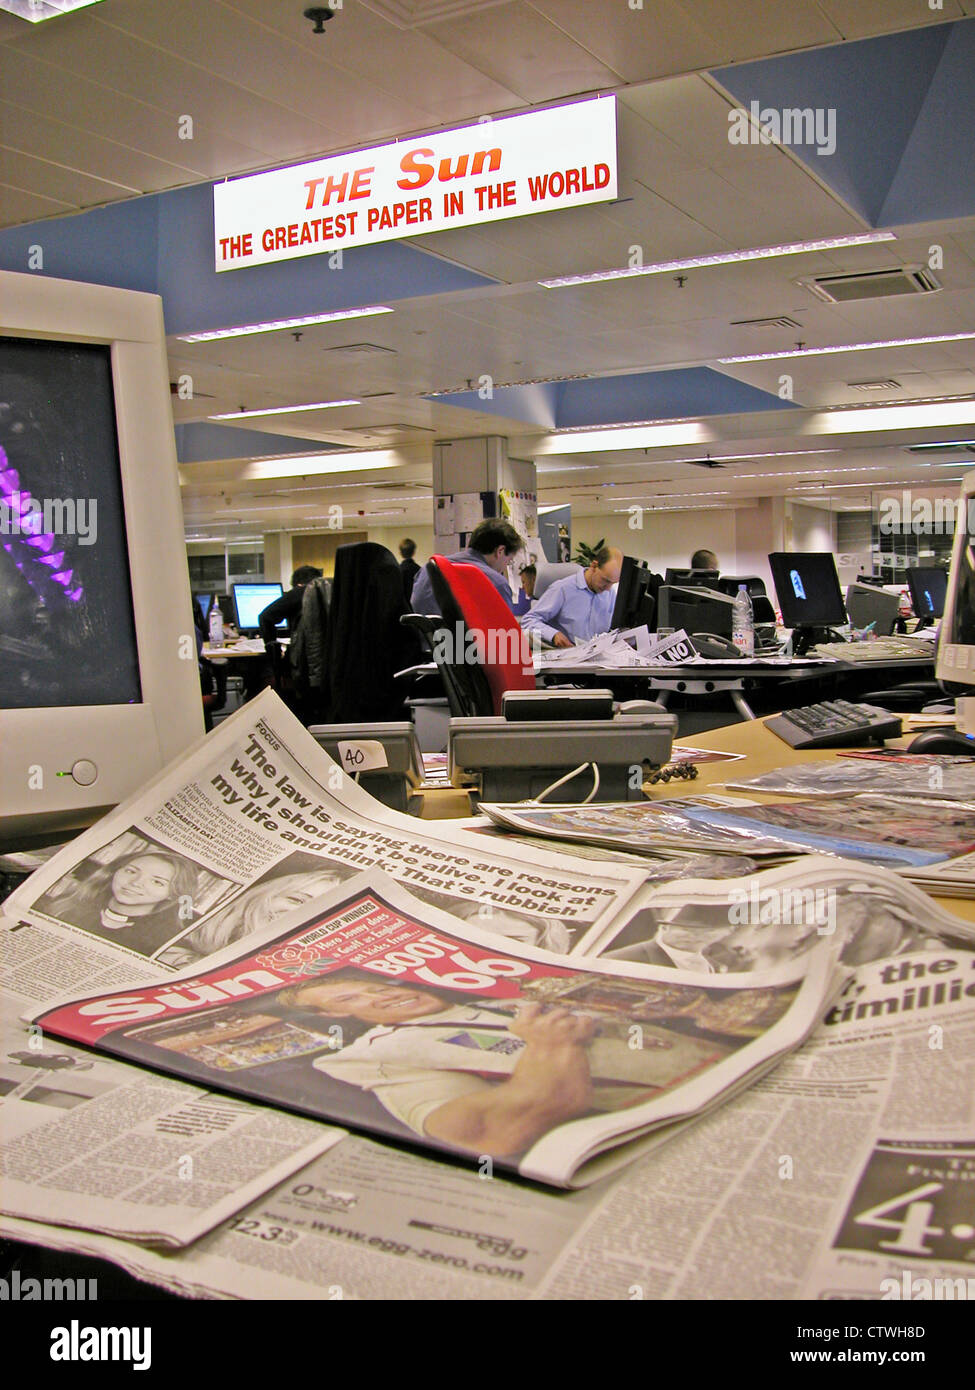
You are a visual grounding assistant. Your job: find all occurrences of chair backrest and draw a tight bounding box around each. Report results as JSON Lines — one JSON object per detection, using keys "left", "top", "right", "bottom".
{"left": 427, "top": 555, "right": 536, "bottom": 716}
{"left": 327, "top": 542, "right": 421, "bottom": 722}
{"left": 533, "top": 559, "right": 582, "bottom": 600}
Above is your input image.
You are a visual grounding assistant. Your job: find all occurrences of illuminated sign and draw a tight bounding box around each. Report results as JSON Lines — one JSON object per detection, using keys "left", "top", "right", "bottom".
{"left": 213, "top": 97, "right": 617, "bottom": 271}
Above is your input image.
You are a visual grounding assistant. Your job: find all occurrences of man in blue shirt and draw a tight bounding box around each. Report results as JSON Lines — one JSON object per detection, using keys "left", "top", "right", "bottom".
{"left": 411, "top": 518, "right": 524, "bottom": 616}
{"left": 521, "top": 547, "right": 623, "bottom": 648}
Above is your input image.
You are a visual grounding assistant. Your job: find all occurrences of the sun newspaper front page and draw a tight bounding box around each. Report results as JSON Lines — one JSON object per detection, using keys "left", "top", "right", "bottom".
{"left": 3, "top": 945, "right": 971, "bottom": 1301}
{"left": 23, "top": 870, "right": 843, "bottom": 1190}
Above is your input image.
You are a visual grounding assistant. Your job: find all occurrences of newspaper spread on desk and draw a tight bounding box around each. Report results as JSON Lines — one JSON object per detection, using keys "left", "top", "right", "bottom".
{"left": 3, "top": 945, "right": 971, "bottom": 1300}
{"left": 22, "top": 869, "right": 843, "bottom": 1191}
{"left": 2, "top": 689, "right": 647, "bottom": 990}
{"left": 479, "top": 793, "right": 975, "bottom": 878}
{"left": 0, "top": 689, "right": 650, "bottom": 1245}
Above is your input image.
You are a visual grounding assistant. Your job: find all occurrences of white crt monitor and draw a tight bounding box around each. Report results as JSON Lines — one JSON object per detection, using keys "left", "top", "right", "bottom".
{"left": 0, "top": 271, "right": 203, "bottom": 846}
{"left": 937, "top": 467, "right": 975, "bottom": 688}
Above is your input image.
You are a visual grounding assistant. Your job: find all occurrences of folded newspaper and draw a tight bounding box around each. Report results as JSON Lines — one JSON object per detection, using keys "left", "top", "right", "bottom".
{"left": 479, "top": 793, "right": 975, "bottom": 878}
{"left": 22, "top": 869, "right": 844, "bottom": 1189}
{"left": 727, "top": 756, "right": 975, "bottom": 801}
{"left": 5, "top": 942, "right": 971, "bottom": 1301}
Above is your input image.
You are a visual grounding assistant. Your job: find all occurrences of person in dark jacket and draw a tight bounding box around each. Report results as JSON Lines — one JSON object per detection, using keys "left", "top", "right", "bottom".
{"left": 398, "top": 539, "right": 421, "bottom": 599}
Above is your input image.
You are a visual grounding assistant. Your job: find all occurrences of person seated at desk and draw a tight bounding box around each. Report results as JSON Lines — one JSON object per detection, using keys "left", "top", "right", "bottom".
{"left": 521, "top": 547, "right": 622, "bottom": 649}
{"left": 258, "top": 565, "right": 323, "bottom": 645}
{"left": 511, "top": 563, "right": 536, "bottom": 617}
{"left": 411, "top": 517, "right": 524, "bottom": 616}
{"left": 691, "top": 548, "right": 719, "bottom": 571}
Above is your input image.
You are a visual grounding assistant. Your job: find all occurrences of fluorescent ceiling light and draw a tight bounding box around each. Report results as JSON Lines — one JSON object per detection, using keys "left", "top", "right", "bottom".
{"left": 720, "top": 330, "right": 975, "bottom": 364}
{"left": 535, "top": 422, "right": 707, "bottom": 454}
{"left": 239, "top": 451, "right": 402, "bottom": 480}
{"left": 539, "top": 232, "right": 895, "bottom": 289}
{"left": 177, "top": 306, "right": 393, "bottom": 343}
{"left": 209, "top": 400, "right": 360, "bottom": 420}
{"left": 0, "top": 0, "right": 103, "bottom": 20}
{"left": 909, "top": 440, "right": 975, "bottom": 452}
{"left": 817, "top": 401, "right": 975, "bottom": 434}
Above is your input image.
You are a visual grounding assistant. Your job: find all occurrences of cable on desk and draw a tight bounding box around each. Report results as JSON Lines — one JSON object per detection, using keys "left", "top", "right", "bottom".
{"left": 533, "top": 761, "right": 600, "bottom": 805}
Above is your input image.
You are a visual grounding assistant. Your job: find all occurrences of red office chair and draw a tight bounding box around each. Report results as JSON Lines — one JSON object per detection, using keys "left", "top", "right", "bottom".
{"left": 402, "top": 554, "right": 535, "bottom": 717}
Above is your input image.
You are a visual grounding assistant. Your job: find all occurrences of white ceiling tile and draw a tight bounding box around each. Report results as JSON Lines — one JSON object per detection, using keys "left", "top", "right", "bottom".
{"left": 671, "top": 0, "right": 842, "bottom": 55}
{"left": 422, "top": 1, "right": 622, "bottom": 102}
{"left": 0, "top": 101, "right": 197, "bottom": 194}
{"left": 0, "top": 180, "right": 73, "bottom": 224}
{"left": 528, "top": 0, "right": 717, "bottom": 84}
{"left": 816, "top": 0, "right": 964, "bottom": 39}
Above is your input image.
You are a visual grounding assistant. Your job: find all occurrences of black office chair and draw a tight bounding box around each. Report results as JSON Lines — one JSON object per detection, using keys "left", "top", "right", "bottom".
{"left": 328, "top": 542, "right": 423, "bottom": 723}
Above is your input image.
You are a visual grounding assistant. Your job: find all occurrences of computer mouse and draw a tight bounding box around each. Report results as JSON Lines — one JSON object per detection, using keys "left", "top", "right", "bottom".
{"left": 906, "top": 728, "right": 975, "bottom": 756}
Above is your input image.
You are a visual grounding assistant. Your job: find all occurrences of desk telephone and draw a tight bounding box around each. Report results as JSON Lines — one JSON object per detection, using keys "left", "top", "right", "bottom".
{"left": 689, "top": 632, "right": 743, "bottom": 659}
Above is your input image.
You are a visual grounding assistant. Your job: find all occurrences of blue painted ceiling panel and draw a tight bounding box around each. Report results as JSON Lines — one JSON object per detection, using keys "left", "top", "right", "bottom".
{"left": 426, "top": 367, "right": 794, "bottom": 429}
{"left": 174, "top": 421, "right": 347, "bottom": 464}
{"left": 714, "top": 23, "right": 961, "bottom": 226}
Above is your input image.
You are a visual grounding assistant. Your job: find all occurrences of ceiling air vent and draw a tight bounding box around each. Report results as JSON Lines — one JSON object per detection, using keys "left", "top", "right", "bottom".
{"left": 729, "top": 316, "right": 802, "bottom": 329}
{"left": 797, "top": 266, "right": 941, "bottom": 304}
{"left": 325, "top": 343, "right": 397, "bottom": 357}
{"left": 847, "top": 379, "right": 901, "bottom": 392}
{"left": 907, "top": 442, "right": 975, "bottom": 457}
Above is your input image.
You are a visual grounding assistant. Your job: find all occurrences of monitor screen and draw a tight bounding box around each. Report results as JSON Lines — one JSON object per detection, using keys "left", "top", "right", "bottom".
{"left": 1, "top": 270, "right": 202, "bottom": 846}
{"left": 906, "top": 567, "right": 947, "bottom": 622}
{"left": 611, "top": 556, "right": 658, "bottom": 630}
{"left": 768, "top": 552, "right": 847, "bottom": 629}
{"left": 845, "top": 582, "right": 899, "bottom": 636}
{"left": 1, "top": 337, "right": 142, "bottom": 710}
{"left": 233, "top": 582, "right": 284, "bottom": 632}
{"left": 664, "top": 568, "right": 719, "bottom": 586}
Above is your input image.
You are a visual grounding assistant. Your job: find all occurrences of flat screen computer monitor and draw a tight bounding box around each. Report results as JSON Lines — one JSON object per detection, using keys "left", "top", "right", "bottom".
{"left": 233, "top": 582, "right": 285, "bottom": 634}
{"left": 907, "top": 567, "right": 947, "bottom": 623}
{"left": 663, "top": 567, "right": 719, "bottom": 586}
{"left": 194, "top": 593, "right": 211, "bottom": 623}
{"left": 657, "top": 585, "right": 734, "bottom": 638}
{"left": 768, "top": 552, "right": 848, "bottom": 630}
{"left": 0, "top": 271, "right": 202, "bottom": 846}
{"left": 845, "top": 582, "right": 899, "bottom": 636}
{"left": 937, "top": 470, "right": 975, "bottom": 687}
{"left": 611, "top": 556, "right": 659, "bottom": 630}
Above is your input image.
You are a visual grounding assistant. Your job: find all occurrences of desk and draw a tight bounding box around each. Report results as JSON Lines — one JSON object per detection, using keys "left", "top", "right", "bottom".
{"left": 538, "top": 656, "right": 935, "bottom": 731}
{"left": 5, "top": 712, "right": 972, "bottom": 1303}
{"left": 423, "top": 713, "right": 974, "bottom": 925}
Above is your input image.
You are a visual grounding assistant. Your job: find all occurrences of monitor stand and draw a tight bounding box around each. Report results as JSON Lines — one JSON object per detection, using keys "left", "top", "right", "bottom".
{"left": 792, "top": 625, "right": 846, "bottom": 656}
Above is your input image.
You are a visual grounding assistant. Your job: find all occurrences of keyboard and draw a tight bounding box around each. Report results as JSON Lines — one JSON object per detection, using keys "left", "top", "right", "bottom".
{"left": 765, "top": 700, "right": 903, "bottom": 750}
{"left": 812, "top": 637, "right": 936, "bottom": 663}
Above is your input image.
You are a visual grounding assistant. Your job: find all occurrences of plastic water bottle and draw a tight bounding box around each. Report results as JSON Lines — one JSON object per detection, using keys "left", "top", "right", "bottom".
{"left": 732, "top": 584, "right": 754, "bottom": 657}
{"left": 208, "top": 597, "right": 224, "bottom": 647}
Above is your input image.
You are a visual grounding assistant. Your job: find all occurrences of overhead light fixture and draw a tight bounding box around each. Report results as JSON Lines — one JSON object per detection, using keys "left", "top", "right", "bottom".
{"left": 539, "top": 232, "right": 895, "bottom": 289}
{"left": 720, "top": 330, "right": 975, "bottom": 364}
{"left": 0, "top": 0, "right": 104, "bottom": 20}
{"left": 817, "top": 400, "right": 975, "bottom": 434}
{"left": 209, "top": 400, "right": 360, "bottom": 420}
{"left": 177, "top": 306, "right": 393, "bottom": 344}
{"left": 534, "top": 422, "right": 707, "bottom": 454}
{"left": 239, "top": 451, "right": 402, "bottom": 480}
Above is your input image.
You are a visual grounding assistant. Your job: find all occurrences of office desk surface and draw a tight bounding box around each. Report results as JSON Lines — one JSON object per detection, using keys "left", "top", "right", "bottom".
{"left": 421, "top": 714, "right": 975, "bottom": 925}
